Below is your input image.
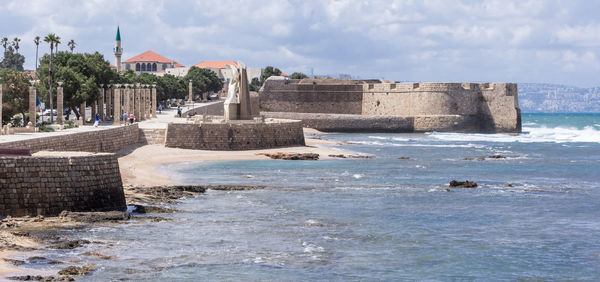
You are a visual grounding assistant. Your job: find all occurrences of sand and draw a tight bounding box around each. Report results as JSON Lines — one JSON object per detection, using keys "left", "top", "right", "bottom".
{"left": 118, "top": 137, "right": 350, "bottom": 187}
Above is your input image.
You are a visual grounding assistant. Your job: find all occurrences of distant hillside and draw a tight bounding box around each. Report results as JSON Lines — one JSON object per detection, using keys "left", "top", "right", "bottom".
{"left": 518, "top": 83, "right": 600, "bottom": 113}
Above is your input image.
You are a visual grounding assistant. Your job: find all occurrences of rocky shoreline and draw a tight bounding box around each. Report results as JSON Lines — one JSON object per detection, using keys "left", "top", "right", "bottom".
{"left": 0, "top": 184, "right": 265, "bottom": 280}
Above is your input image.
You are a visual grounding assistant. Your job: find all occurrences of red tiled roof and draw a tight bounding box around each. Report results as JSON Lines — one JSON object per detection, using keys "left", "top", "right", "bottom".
{"left": 194, "top": 61, "right": 237, "bottom": 69}
{"left": 124, "top": 50, "right": 184, "bottom": 67}
{"left": 280, "top": 73, "right": 288, "bottom": 77}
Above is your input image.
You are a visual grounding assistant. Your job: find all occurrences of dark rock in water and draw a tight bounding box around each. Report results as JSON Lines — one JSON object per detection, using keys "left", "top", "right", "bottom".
{"left": 131, "top": 205, "right": 177, "bottom": 214}
{"left": 7, "top": 275, "right": 45, "bottom": 281}
{"left": 349, "top": 154, "right": 373, "bottom": 159}
{"left": 3, "top": 258, "right": 25, "bottom": 265}
{"left": 449, "top": 180, "right": 478, "bottom": 188}
{"left": 505, "top": 183, "right": 513, "bottom": 187}
{"left": 463, "top": 157, "right": 474, "bottom": 161}
{"left": 476, "top": 157, "right": 486, "bottom": 161}
{"left": 446, "top": 188, "right": 452, "bottom": 192}
{"left": 54, "top": 239, "right": 91, "bottom": 250}
{"left": 59, "top": 211, "right": 130, "bottom": 223}
{"left": 397, "top": 157, "right": 410, "bottom": 160}
{"left": 488, "top": 155, "right": 506, "bottom": 159}
{"left": 328, "top": 154, "right": 347, "bottom": 158}
{"left": 57, "top": 264, "right": 95, "bottom": 276}
{"left": 209, "top": 185, "right": 266, "bottom": 191}
{"left": 258, "top": 152, "right": 319, "bottom": 160}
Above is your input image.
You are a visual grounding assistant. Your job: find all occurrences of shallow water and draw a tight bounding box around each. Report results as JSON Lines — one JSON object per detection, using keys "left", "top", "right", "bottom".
{"left": 17, "top": 113, "right": 600, "bottom": 280}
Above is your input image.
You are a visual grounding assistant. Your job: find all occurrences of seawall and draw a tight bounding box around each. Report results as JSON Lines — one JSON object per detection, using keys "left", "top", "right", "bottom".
{"left": 259, "top": 80, "right": 521, "bottom": 133}
{"left": 0, "top": 152, "right": 127, "bottom": 217}
{"left": 165, "top": 119, "right": 305, "bottom": 150}
{"left": 0, "top": 124, "right": 140, "bottom": 153}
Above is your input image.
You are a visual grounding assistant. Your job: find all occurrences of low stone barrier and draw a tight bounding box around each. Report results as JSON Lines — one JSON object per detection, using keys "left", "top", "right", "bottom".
{"left": 0, "top": 124, "right": 139, "bottom": 153}
{"left": 165, "top": 119, "right": 305, "bottom": 150}
{"left": 261, "top": 112, "right": 480, "bottom": 132}
{"left": 0, "top": 152, "right": 127, "bottom": 217}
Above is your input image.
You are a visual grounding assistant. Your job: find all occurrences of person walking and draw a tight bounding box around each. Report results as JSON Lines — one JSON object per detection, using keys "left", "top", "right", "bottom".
{"left": 122, "top": 112, "right": 128, "bottom": 125}
{"left": 93, "top": 113, "right": 100, "bottom": 127}
{"left": 158, "top": 104, "right": 163, "bottom": 114}
{"left": 177, "top": 106, "right": 182, "bottom": 117}
{"left": 129, "top": 113, "right": 135, "bottom": 124}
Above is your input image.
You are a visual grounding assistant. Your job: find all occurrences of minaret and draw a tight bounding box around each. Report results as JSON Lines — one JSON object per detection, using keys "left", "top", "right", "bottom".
{"left": 114, "top": 26, "right": 122, "bottom": 72}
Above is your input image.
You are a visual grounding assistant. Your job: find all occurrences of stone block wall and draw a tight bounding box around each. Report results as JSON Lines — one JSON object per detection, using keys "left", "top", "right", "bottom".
{"left": 0, "top": 153, "right": 127, "bottom": 217}
{"left": 259, "top": 80, "right": 521, "bottom": 133}
{"left": 139, "top": 128, "right": 166, "bottom": 145}
{"left": 0, "top": 124, "right": 139, "bottom": 153}
{"left": 259, "top": 79, "right": 364, "bottom": 114}
{"left": 165, "top": 120, "right": 305, "bottom": 150}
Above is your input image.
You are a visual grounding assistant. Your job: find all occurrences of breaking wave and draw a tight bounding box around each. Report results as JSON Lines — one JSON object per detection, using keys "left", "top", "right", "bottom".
{"left": 428, "top": 126, "right": 600, "bottom": 143}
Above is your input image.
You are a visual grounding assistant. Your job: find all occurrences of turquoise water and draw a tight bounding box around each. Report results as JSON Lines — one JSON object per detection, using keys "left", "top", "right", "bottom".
{"left": 19, "top": 114, "right": 600, "bottom": 280}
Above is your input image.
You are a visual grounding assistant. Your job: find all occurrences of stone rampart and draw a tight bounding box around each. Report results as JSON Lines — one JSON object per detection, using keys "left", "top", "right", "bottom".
{"left": 165, "top": 119, "right": 305, "bottom": 150}
{"left": 139, "top": 128, "right": 166, "bottom": 145}
{"left": 0, "top": 152, "right": 126, "bottom": 217}
{"left": 262, "top": 112, "right": 479, "bottom": 133}
{"left": 0, "top": 124, "right": 139, "bottom": 153}
{"left": 259, "top": 80, "right": 521, "bottom": 133}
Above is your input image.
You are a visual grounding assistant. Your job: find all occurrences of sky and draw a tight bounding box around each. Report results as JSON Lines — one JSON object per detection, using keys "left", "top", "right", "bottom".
{"left": 1, "top": 0, "right": 599, "bottom": 87}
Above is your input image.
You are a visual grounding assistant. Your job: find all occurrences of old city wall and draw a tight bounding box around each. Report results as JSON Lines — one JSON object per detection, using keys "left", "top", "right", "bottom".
{"left": 0, "top": 153, "right": 127, "bottom": 217}
{"left": 259, "top": 79, "right": 364, "bottom": 114}
{"left": 165, "top": 120, "right": 305, "bottom": 150}
{"left": 0, "top": 124, "right": 140, "bottom": 153}
{"left": 259, "top": 80, "right": 521, "bottom": 133}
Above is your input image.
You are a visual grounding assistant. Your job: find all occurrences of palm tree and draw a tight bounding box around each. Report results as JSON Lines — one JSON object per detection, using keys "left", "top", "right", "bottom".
{"left": 54, "top": 36, "right": 61, "bottom": 53}
{"left": 67, "top": 39, "right": 76, "bottom": 53}
{"left": 12, "top": 37, "right": 21, "bottom": 53}
{"left": 1, "top": 37, "right": 8, "bottom": 52}
{"left": 34, "top": 36, "right": 40, "bottom": 72}
{"left": 44, "top": 33, "right": 60, "bottom": 123}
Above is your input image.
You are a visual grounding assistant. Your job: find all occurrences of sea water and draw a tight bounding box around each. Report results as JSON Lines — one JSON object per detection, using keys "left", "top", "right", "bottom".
{"left": 25, "top": 113, "right": 600, "bottom": 280}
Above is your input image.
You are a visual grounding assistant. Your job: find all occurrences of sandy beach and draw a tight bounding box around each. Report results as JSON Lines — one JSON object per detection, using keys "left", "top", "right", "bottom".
{"left": 118, "top": 135, "right": 350, "bottom": 187}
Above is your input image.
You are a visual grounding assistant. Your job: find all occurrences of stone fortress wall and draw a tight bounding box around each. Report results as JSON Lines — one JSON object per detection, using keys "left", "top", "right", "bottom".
{"left": 259, "top": 79, "right": 521, "bottom": 133}
{"left": 0, "top": 153, "right": 126, "bottom": 217}
{"left": 165, "top": 119, "right": 305, "bottom": 150}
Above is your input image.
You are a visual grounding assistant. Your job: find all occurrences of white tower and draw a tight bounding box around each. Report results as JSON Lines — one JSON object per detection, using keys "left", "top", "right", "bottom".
{"left": 114, "top": 26, "right": 122, "bottom": 72}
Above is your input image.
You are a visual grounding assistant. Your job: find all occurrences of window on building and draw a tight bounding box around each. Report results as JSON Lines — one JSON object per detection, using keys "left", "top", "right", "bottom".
{"left": 136, "top": 63, "right": 140, "bottom": 71}
{"left": 141, "top": 63, "right": 146, "bottom": 72}
{"left": 162, "top": 64, "right": 167, "bottom": 70}
{"left": 126, "top": 64, "right": 130, "bottom": 70}
{"left": 152, "top": 63, "right": 157, "bottom": 72}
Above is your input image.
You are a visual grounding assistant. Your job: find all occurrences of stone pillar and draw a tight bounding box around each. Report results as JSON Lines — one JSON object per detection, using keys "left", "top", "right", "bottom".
{"left": 57, "top": 82, "right": 64, "bottom": 125}
{"left": 140, "top": 86, "right": 146, "bottom": 121}
{"left": 123, "top": 84, "right": 130, "bottom": 117}
{"left": 91, "top": 101, "right": 97, "bottom": 121}
{"left": 187, "top": 80, "right": 193, "bottom": 104}
{"left": 98, "top": 86, "right": 105, "bottom": 121}
{"left": 134, "top": 87, "right": 141, "bottom": 121}
{"left": 113, "top": 85, "right": 121, "bottom": 126}
{"left": 128, "top": 87, "right": 134, "bottom": 118}
{"left": 145, "top": 87, "right": 150, "bottom": 120}
{"left": 152, "top": 84, "right": 157, "bottom": 118}
{"left": 80, "top": 101, "right": 86, "bottom": 123}
{"left": 0, "top": 84, "right": 3, "bottom": 132}
{"left": 106, "top": 86, "right": 112, "bottom": 120}
{"left": 29, "top": 85, "right": 36, "bottom": 127}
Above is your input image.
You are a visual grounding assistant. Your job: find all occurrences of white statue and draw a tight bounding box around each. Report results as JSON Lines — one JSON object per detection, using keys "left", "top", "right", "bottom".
{"left": 225, "top": 64, "right": 239, "bottom": 104}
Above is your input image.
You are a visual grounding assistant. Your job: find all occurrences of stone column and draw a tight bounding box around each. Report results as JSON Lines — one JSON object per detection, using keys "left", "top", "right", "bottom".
{"left": 106, "top": 86, "right": 112, "bottom": 120}
{"left": 113, "top": 85, "right": 121, "bottom": 126}
{"left": 140, "top": 86, "right": 145, "bottom": 121}
{"left": 128, "top": 86, "right": 134, "bottom": 118}
{"left": 98, "top": 85, "right": 105, "bottom": 121}
{"left": 91, "top": 101, "right": 97, "bottom": 121}
{"left": 28, "top": 85, "right": 36, "bottom": 127}
{"left": 0, "top": 84, "right": 3, "bottom": 132}
{"left": 80, "top": 101, "right": 86, "bottom": 123}
{"left": 123, "top": 84, "right": 130, "bottom": 117}
{"left": 145, "top": 86, "right": 150, "bottom": 120}
{"left": 57, "top": 82, "right": 64, "bottom": 125}
{"left": 134, "top": 86, "right": 141, "bottom": 121}
{"left": 152, "top": 84, "right": 157, "bottom": 118}
{"left": 187, "top": 80, "right": 193, "bottom": 104}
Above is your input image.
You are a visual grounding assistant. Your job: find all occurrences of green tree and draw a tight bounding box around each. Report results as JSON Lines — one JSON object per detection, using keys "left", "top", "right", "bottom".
{"left": 0, "top": 46, "right": 25, "bottom": 70}
{"left": 1, "top": 38, "right": 8, "bottom": 52}
{"left": 249, "top": 77, "right": 261, "bottom": 91}
{"left": 183, "top": 67, "right": 223, "bottom": 100}
{"left": 34, "top": 36, "right": 40, "bottom": 72}
{"left": 260, "top": 66, "right": 282, "bottom": 83}
{"left": 157, "top": 74, "right": 186, "bottom": 101}
{"left": 43, "top": 33, "right": 60, "bottom": 122}
{"left": 0, "top": 68, "right": 31, "bottom": 125}
{"left": 12, "top": 38, "right": 20, "bottom": 53}
{"left": 68, "top": 39, "right": 76, "bottom": 53}
{"left": 290, "top": 72, "right": 308, "bottom": 79}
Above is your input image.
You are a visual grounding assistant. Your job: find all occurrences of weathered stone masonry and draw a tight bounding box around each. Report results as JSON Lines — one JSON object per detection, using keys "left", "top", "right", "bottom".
{"left": 259, "top": 80, "right": 521, "bottom": 133}
{"left": 0, "top": 124, "right": 139, "bottom": 153}
{"left": 0, "top": 153, "right": 126, "bottom": 217}
{"left": 165, "top": 120, "right": 305, "bottom": 150}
